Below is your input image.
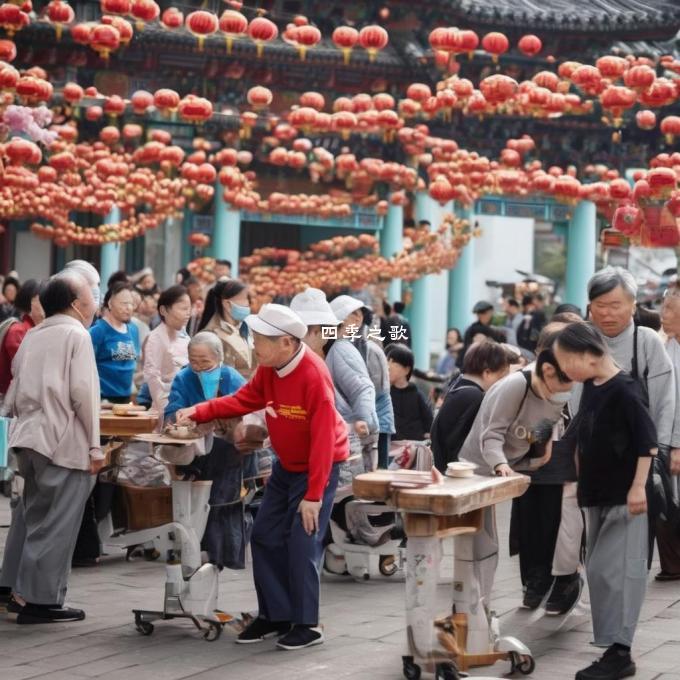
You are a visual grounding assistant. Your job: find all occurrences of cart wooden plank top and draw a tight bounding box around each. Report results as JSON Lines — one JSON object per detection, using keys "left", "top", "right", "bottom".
{"left": 99, "top": 411, "right": 159, "bottom": 437}
{"left": 352, "top": 470, "right": 530, "bottom": 517}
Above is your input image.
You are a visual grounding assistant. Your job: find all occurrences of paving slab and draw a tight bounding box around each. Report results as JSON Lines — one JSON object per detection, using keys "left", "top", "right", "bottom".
{"left": 2, "top": 496, "right": 680, "bottom": 679}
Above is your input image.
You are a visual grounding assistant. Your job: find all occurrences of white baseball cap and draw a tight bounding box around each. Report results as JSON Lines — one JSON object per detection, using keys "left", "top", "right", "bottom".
{"left": 330, "top": 295, "right": 367, "bottom": 323}
{"left": 290, "top": 288, "right": 340, "bottom": 327}
{"left": 245, "top": 303, "right": 308, "bottom": 340}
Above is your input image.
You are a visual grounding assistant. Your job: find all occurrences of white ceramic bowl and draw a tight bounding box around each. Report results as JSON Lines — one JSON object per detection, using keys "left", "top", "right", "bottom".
{"left": 446, "top": 461, "right": 477, "bottom": 478}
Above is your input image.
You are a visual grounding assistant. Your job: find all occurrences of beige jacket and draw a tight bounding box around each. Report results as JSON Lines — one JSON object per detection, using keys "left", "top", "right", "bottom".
{"left": 6, "top": 314, "right": 101, "bottom": 471}
{"left": 204, "top": 314, "right": 255, "bottom": 379}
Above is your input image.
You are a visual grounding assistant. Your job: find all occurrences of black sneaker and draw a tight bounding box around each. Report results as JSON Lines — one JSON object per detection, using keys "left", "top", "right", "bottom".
{"left": 545, "top": 573, "right": 583, "bottom": 616}
{"left": 521, "top": 578, "right": 553, "bottom": 610}
{"left": 0, "top": 586, "right": 11, "bottom": 611}
{"left": 575, "top": 647, "right": 636, "bottom": 680}
{"left": 277, "top": 624, "right": 324, "bottom": 650}
{"left": 236, "top": 616, "right": 291, "bottom": 644}
{"left": 17, "top": 604, "right": 85, "bottom": 625}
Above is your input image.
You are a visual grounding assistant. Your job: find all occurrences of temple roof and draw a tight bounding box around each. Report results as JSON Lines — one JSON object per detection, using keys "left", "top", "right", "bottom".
{"left": 442, "top": 0, "right": 680, "bottom": 34}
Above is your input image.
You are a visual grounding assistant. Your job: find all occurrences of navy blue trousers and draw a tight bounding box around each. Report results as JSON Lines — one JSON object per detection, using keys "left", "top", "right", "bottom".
{"left": 251, "top": 460, "right": 339, "bottom": 626}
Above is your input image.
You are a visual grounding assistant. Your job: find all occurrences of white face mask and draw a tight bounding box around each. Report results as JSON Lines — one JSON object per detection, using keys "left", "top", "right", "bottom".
{"left": 92, "top": 286, "right": 101, "bottom": 307}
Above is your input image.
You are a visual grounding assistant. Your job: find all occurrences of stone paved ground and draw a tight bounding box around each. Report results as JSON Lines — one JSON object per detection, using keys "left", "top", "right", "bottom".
{"left": 2, "top": 496, "right": 680, "bottom": 680}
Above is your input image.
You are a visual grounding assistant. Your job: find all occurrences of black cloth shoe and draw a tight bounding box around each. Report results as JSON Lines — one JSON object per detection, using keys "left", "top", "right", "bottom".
{"left": 6, "top": 596, "right": 24, "bottom": 616}
{"left": 655, "top": 571, "right": 680, "bottom": 582}
{"left": 575, "top": 647, "right": 636, "bottom": 680}
{"left": 545, "top": 573, "right": 583, "bottom": 616}
{"left": 17, "top": 604, "right": 85, "bottom": 625}
{"left": 0, "top": 586, "right": 11, "bottom": 610}
{"left": 236, "top": 616, "right": 291, "bottom": 644}
{"left": 521, "top": 578, "right": 553, "bottom": 610}
{"left": 277, "top": 624, "right": 324, "bottom": 650}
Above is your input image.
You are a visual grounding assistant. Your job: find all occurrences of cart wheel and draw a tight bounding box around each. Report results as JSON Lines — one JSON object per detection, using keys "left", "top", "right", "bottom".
{"left": 136, "top": 621, "right": 154, "bottom": 636}
{"left": 517, "top": 655, "right": 535, "bottom": 675}
{"left": 379, "top": 554, "right": 398, "bottom": 576}
{"left": 435, "top": 662, "right": 460, "bottom": 680}
{"left": 143, "top": 548, "right": 160, "bottom": 561}
{"left": 402, "top": 655, "right": 421, "bottom": 680}
{"left": 203, "top": 622, "right": 222, "bottom": 642}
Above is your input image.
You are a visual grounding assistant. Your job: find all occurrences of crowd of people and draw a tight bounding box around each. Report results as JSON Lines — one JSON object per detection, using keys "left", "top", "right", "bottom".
{"left": 0, "top": 261, "right": 678, "bottom": 679}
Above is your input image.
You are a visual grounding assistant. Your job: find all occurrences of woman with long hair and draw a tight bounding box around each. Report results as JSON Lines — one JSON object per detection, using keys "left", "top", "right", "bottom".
{"left": 198, "top": 279, "right": 254, "bottom": 380}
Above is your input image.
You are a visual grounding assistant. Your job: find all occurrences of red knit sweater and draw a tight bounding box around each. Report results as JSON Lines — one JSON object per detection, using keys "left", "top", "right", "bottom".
{"left": 192, "top": 346, "right": 349, "bottom": 500}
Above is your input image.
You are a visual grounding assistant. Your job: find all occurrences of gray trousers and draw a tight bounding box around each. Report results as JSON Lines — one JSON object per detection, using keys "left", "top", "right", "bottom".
{"left": 0, "top": 448, "right": 94, "bottom": 605}
{"left": 585, "top": 505, "right": 648, "bottom": 648}
{"left": 472, "top": 506, "right": 499, "bottom": 607}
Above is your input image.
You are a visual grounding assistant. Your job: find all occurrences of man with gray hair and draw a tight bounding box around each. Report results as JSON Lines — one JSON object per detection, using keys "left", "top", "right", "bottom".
{"left": 587, "top": 266, "right": 679, "bottom": 578}
{"left": 0, "top": 270, "right": 102, "bottom": 623}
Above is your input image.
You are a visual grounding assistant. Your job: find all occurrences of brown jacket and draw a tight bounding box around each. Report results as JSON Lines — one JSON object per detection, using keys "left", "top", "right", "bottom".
{"left": 204, "top": 314, "right": 255, "bottom": 379}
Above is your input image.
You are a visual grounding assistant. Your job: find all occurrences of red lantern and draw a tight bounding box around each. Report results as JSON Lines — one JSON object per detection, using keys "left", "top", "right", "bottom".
{"left": 100, "top": 0, "right": 129, "bottom": 15}
{"left": 635, "top": 109, "right": 656, "bottom": 131}
{"left": 85, "top": 105, "right": 103, "bottom": 121}
{"left": 612, "top": 204, "right": 643, "bottom": 236}
{"left": 294, "top": 24, "right": 320, "bottom": 60}
{"left": 100, "top": 125, "right": 120, "bottom": 145}
{"left": 122, "top": 123, "right": 143, "bottom": 141}
{"left": 518, "top": 34, "right": 542, "bottom": 57}
{"left": 331, "top": 111, "right": 356, "bottom": 140}
{"left": 185, "top": 10, "right": 218, "bottom": 50}
{"left": 161, "top": 7, "right": 183, "bottom": 30}
{"left": 640, "top": 78, "right": 676, "bottom": 108}
{"left": 596, "top": 55, "right": 628, "bottom": 79}
{"left": 89, "top": 23, "right": 120, "bottom": 60}
{"left": 428, "top": 27, "right": 459, "bottom": 57}
{"left": 70, "top": 22, "right": 92, "bottom": 45}
{"left": 406, "top": 83, "right": 431, "bottom": 103}
{"left": 5, "top": 137, "right": 41, "bottom": 165}
{"left": 130, "top": 0, "right": 159, "bottom": 30}
{"left": 661, "top": 115, "right": 680, "bottom": 144}
{"left": 46, "top": 0, "right": 74, "bottom": 40}
{"left": 247, "top": 16, "right": 278, "bottom": 58}
{"left": 103, "top": 94, "right": 126, "bottom": 117}
{"left": 218, "top": 9, "right": 247, "bottom": 54}
{"left": 154, "top": 88, "right": 180, "bottom": 113}
{"left": 599, "top": 85, "right": 637, "bottom": 126}
{"left": 0, "top": 4, "right": 29, "bottom": 36}
{"left": 131, "top": 89, "right": 153, "bottom": 115}
{"left": 624, "top": 64, "right": 655, "bottom": 91}
{"left": 299, "top": 91, "right": 324, "bottom": 111}
{"left": 62, "top": 81, "right": 83, "bottom": 105}
{"left": 332, "top": 25, "right": 358, "bottom": 64}
{"left": 458, "top": 30, "right": 479, "bottom": 58}
{"left": 247, "top": 85, "right": 272, "bottom": 110}
{"left": 101, "top": 15, "right": 133, "bottom": 44}
{"left": 0, "top": 38, "right": 16, "bottom": 61}
{"left": 358, "top": 25, "right": 388, "bottom": 62}
{"left": 178, "top": 94, "right": 213, "bottom": 123}
{"left": 481, "top": 32, "right": 509, "bottom": 62}
{"left": 479, "top": 74, "right": 518, "bottom": 105}
{"left": 609, "top": 178, "right": 632, "bottom": 201}
{"left": 429, "top": 175, "right": 454, "bottom": 205}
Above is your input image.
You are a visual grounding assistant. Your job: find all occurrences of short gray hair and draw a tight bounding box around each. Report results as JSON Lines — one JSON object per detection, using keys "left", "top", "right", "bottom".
{"left": 587, "top": 266, "right": 637, "bottom": 302}
{"left": 64, "top": 259, "right": 100, "bottom": 287}
{"left": 189, "top": 331, "right": 224, "bottom": 362}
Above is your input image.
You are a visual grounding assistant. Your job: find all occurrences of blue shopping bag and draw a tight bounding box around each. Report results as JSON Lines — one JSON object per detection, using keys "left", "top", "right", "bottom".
{"left": 0, "top": 415, "right": 9, "bottom": 469}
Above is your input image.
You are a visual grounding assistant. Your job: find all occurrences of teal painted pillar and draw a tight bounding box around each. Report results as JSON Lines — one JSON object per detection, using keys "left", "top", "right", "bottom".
{"left": 409, "top": 192, "right": 439, "bottom": 370}
{"left": 565, "top": 200, "right": 597, "bottom": 315}
{"left": 448, "top": 206, "right": 475, "bottom": 332}
{"left": 213, "top": 185, "right": 241, "bottom": 278}
{"left": 381, "top": 202, "right": 403, "bottom": 303}
{"left": 100, "top": 206, "right": 121, "bottom": 290}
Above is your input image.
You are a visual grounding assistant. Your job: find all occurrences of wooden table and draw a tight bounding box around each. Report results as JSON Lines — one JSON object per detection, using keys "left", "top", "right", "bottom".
{"left": 353, "top": 469, "right": 531, "bottom": 679}
{"left": 99, "top": 411, "right": 159, "bottom": 438}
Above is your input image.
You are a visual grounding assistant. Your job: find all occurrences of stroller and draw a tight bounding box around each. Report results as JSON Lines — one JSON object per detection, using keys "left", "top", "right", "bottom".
{"left": 325, "top": 438, "right": 433, "bottom": 582}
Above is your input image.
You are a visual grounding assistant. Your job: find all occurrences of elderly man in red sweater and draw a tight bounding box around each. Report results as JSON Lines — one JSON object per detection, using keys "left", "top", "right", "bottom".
{"left": 176, "top": 303, "right": 348, "bottom": 650}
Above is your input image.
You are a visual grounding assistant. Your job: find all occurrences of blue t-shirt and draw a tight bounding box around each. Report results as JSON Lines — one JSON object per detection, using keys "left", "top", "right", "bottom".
{"left": 90, "top": 318, "right": 140, "bottom": 398}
